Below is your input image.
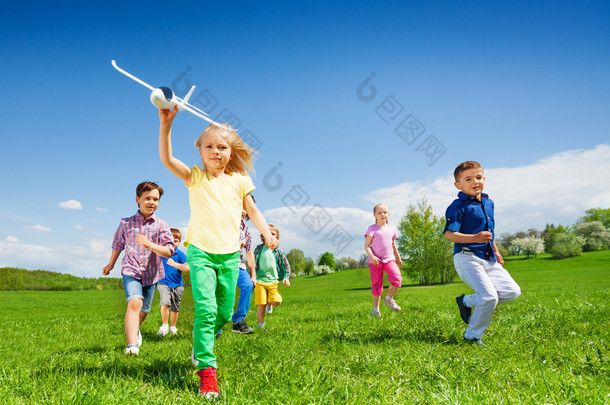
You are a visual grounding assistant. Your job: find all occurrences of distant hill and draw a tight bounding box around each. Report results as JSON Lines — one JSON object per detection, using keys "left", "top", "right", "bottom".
{"left": 0, "top": 267, "right": 123, "bottom": 291}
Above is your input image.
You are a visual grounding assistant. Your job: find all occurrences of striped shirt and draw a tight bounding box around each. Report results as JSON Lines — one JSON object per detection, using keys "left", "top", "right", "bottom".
{"left": 239, "top": 221, "right": 253, "bottom": 269}
{"left": 111, "top": 210, "right": 174, "bottom": 286}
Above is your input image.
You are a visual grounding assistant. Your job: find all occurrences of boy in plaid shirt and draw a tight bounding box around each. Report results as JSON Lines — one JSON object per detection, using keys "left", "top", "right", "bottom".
{"left": 103, "top": 181, "right": 174, "bottom": 356}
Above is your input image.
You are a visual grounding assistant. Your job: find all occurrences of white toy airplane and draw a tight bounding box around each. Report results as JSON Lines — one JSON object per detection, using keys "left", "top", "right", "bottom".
{"left": 111, "top": 60, "right": 234, "bottom": 131}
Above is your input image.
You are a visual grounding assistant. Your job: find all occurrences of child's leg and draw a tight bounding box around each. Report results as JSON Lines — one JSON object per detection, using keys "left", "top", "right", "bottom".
{"left": 125, "top": 298, "right": 143, "bottom": 345}
{"left": 170, "top": 311, "right": 179, "bottom": 327}
{"left": 257, "top": 305, "right": 266, "bottom": 324}
{"left": 213, "top": 253, "right": 240, "bottom": 334}
{"left": 232, "top": 267, "right": 254, "bottom": 324}
{"left": 139, "top": 283, "right": 156, "bottom": 325}
{"left": 188, "top": 247, "right": 222, "bottom": 370}
{"left": 160, "top": 305, "right": 170, "bottom": 324}
{"left": 169, "top": 286, "right": 184, "bottom": 327}
{"left": 453, "top": 254, "right": 499, "bottom": 339}
{"left": 384, "top": 261, "right": 402, "bottom": 298}
{"left": 487, "top": 262, "right": 521, "bottom": 304}
{"left": 369, "top": 263, "right": 384, "bottom": 306}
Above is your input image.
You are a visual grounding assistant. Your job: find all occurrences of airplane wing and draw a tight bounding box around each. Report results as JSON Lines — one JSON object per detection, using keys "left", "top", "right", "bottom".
{"left": 111, "top": 60, "right": 155, "bottom": 91}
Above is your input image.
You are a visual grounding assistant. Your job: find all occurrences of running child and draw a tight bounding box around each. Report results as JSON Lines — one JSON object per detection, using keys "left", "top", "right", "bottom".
{"left": 364, "top": 203, "right": 403, "bottom": 317}
{"left": 158, "top": 107, "right": 277, "bottom": 399}
{"left": 103, "top": 181, "right": 174, "bottom": 356}
{"left": 253, "top": 224, "right": 291, "bottom": 328}
{"left": 156, "top": 228, "right": 189, "bottom": 337}
{"left": 444, "top": 161, "right": 521, "bottom": 347}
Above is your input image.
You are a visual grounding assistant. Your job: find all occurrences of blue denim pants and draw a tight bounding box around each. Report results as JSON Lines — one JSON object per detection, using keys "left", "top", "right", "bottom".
{"left": 232, "top": 266, "right": 254, "bottom": 323}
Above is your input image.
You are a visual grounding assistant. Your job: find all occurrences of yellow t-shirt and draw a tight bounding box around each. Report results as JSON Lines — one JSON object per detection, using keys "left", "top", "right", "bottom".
{"left": 184, "top": 166, "right": 255, "bottom": 254}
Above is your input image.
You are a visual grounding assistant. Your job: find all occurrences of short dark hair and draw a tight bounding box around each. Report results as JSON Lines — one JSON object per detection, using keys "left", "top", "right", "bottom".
{"left": 136, "top": 181, "right": 164, "bottom": 198}
{"left": 453, "top": 161, "right": 482, "bottom": 181}
{"left": 170, "top": 228, "right": 182, "bottom": 241}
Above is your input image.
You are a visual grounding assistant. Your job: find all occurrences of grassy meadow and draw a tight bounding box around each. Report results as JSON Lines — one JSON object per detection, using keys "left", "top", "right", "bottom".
{"left": 0, "top": 251, "right": 608, "bottom": 404}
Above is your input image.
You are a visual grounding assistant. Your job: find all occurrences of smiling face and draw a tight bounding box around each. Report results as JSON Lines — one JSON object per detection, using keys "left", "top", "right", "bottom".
{"left": 136, "top": 188, "right": 161, "bottom": 219}
{"left": 454, "top": 167, "right": 486, "bottom": 199}
{"left": 374, "top": 204, "right": 390, "bottom": 226}
{"left": 198, "top": 129, "right": 232, "bottom": 176}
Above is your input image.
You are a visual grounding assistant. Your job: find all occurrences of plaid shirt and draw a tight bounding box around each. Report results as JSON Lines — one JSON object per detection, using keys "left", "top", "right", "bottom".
{"left": 239, "top": 222, "right": 253, "bottom": 269}
{"left": 253, "top": 244, "right": 291, "bottom": 281}
{"left": 444, "top": 192, "right": 496, "bottom": 261}
{"left": 111, "top": 210, "right": 174, "bottom": 286}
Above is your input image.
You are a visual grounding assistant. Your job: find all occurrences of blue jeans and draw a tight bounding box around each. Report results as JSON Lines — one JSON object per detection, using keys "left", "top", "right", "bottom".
{"left": 122, "top": 275, "right": 156, "bottom": 313}
{"left": 232, "top": 267, "right": 254, "bottom": 323}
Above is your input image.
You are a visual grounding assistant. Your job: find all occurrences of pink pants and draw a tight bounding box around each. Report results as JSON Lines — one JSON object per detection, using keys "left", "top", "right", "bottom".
{"left": 369, "top": 260, "right": 402, "bottom": 296}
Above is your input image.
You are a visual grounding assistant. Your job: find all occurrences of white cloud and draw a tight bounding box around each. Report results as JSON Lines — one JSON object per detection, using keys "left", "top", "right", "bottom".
{"left": 25, "top": 224, "right": 51, "bottom": 232}
{"left": 363, "top": 144, "right": 610, "bottom": 235}
{"left": 75, "top": 224, "right": 84, "bottom": 230}
{"left": 96, "top": 207, "right": 109, "bottom": 213}
{"left": 5, "top": 236, "right": 19, "bottom": 243}
{"left": 59, "top": 200, "right": 83, "bottom": 210}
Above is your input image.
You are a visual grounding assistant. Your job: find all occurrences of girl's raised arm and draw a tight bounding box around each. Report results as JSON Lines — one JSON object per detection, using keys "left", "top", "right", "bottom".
{"left": 159, "top": 108, "right": 192, "bottom": 185}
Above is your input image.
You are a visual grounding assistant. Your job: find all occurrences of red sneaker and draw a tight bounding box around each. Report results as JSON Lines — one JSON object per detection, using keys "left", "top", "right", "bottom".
{"left": 197, "top": 367, "right": 219, "bottom": 399}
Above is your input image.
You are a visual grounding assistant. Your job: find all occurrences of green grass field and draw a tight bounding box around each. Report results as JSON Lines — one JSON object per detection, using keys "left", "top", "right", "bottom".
{"left": 1, "top": 251, "right": 608, "bottom": 404}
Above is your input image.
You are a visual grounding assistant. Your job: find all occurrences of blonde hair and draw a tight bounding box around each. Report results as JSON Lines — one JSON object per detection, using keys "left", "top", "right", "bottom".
{"left": 261, "top": 224, "right": 279, "bottom": 243}
{"left": 194, "top": 123, "right": 256, "bottom": 175}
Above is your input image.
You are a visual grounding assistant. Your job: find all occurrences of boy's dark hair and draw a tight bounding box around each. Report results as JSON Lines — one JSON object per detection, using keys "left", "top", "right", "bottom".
{"left": 136, "top": 181, "right": 164, "bottom": 198}
{"left": 170, "top": 228, "right": 182, "bottom": 241}
{"left": 453, "top": 161, "right": 482, "bottom": 181}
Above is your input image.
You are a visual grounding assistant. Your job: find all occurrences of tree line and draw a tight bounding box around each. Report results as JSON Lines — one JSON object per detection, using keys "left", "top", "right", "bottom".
{"left": 0, "top": 267, "right": 124, "bottom": 291}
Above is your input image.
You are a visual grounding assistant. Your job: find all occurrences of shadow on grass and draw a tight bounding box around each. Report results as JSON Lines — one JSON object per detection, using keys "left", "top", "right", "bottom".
{"left": 319, "top": 327, "right": 460, "bottom": 346}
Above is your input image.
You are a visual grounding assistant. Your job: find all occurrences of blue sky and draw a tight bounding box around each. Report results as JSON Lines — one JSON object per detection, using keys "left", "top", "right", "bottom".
{"left": 1, "top": 1, "right": 609, "bottom": 277}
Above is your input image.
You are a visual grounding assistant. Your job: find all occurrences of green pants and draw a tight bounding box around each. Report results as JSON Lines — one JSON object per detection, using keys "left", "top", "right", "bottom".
{"left": 187, "top": 245, "right": 239, "bottom": 370}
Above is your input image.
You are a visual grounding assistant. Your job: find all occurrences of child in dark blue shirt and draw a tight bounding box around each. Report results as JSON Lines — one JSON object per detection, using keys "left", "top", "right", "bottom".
{"left": 444, "top": 161, "right": 521, "bottom": 347}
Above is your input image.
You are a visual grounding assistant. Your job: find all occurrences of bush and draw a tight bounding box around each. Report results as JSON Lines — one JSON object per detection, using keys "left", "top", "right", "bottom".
{"left": 313, "top": 265, "right": 334, "bottom": 276}
{"left": 550, "top": 233, "right": 584, "bottom": 259}
{"left": 574, "top": 221, "right": 610, "bottom": 251}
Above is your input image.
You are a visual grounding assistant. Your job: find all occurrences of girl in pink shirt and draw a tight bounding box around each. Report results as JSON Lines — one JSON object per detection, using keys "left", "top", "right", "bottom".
{"left": 364, "top": 203, "right": 403, "bottom": 317}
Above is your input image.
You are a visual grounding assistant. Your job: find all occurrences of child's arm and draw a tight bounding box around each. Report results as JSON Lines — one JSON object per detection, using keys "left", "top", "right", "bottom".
{"left": 246, "top": 250, "right": 257, "bottom": 286}
{"left": 158, "top": 107, "right": 193, "bottom": 185}
{"left": 444, "top": 230, "right": 493, "bottom": 244}
{"left": 364, "top": 235, "right": 380, "bottom": 265}
{"left": 279, "top": 250, "right": 291, "bottom": 287}
{"left": 103, "top": 249, "right": 121, "bottom": 275}
{"left": 492, "top": 241, "right": 504, "bottom": 265}
{"left": 392, "top": 239, "right": 403, "bottom": 267}
{"left": 167, "top": 258, "right": 190, "bottom": 272}
{"left": 136, "top": 234, "right": 172, "bottom": 258}
{"left": 244, "top": 194, "right": 279, "bottom": 250}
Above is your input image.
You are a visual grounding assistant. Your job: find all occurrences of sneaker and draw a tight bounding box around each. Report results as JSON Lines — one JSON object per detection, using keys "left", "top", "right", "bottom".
{"left": 456, "top": 294, "right": 472, "bottom": 324}
{"left": 232, "top": 321, "right": 254, "bottom": 334}
{"left": 197, "top": 367, "right": 220, "bottom": 399}
{"left": 125, "top": 345, "right": 139, "bottom": 356}
{"left": 169, "top": 326, "right": 178, "bottom": 335}
{"left": 191, "top": 349, "right": 199, "bottom": 368}
{"left": 257, "top": 322, "right": 265, "bottom": 328}
{"left": 265, "top": 304, "right": 273, "bottom": 314}
{"left": 384, "top": 296, "right": 401, "bottom": 311}
{"left": 464, "top": 337, "right": 487, "bottom": 347}
{"left": 370, "top": 308, "right": 382, "bottom": 318}
{"left": 157, "top": 324, "right": 169, "bottom": 337}
{"left": 137, "top": 329, "right": 142, "bottom": 346}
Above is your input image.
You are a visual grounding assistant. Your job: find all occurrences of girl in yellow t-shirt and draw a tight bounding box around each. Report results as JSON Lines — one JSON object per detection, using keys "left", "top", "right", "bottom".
{"left": 158, "top": 107, "right": 278, "bottom": 399}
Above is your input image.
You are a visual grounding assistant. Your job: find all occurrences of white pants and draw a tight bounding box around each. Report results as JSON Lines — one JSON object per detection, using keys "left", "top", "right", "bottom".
{"left": 453, "top": 253, "right": 521, "bottom": 339}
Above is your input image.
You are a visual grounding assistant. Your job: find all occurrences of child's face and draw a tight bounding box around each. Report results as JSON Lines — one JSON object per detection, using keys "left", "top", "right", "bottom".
{"left": 199, "top": 130, "right": 232, "bottom": 173}
{"left": 374, "top": 205, "right": 390, "bottom": 225}
{"left": 454, "top": 167, "right": 485, "bottom": 198}
{"left": 172, "top": 234, "right": 181, "bottom": 249}
{"left": 136, "top": 189, "right": 161, "bottom": 218}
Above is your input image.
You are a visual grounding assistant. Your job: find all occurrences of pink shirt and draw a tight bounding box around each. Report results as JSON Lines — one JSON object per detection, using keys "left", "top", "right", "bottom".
{"left": 365, "top": 223, "right": 398, "bottom": 263}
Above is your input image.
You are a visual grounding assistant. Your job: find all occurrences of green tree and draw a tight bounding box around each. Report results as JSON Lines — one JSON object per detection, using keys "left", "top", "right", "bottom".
{"left": 397, "top": 198, "right": 455, "bottom": 285}
{"left": 286, "top": 249, "right": 306, "bottom": 274}
{"left": 303, "top": 258, "right": 315, "bottom": 276}
{"left": 318, "top": 252, "right": 336, "bottom": 270}
{"left": 581, "top": 207, "right": 610, "bottom": 228}
{"left": 550, "top": 233, "right": 584, "bottom": 259}
{"left": 542, "top": 223, "right": 568, "bottom": 253}
{"left": 574, "top": 221, "right": 610, "bottom": 251}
